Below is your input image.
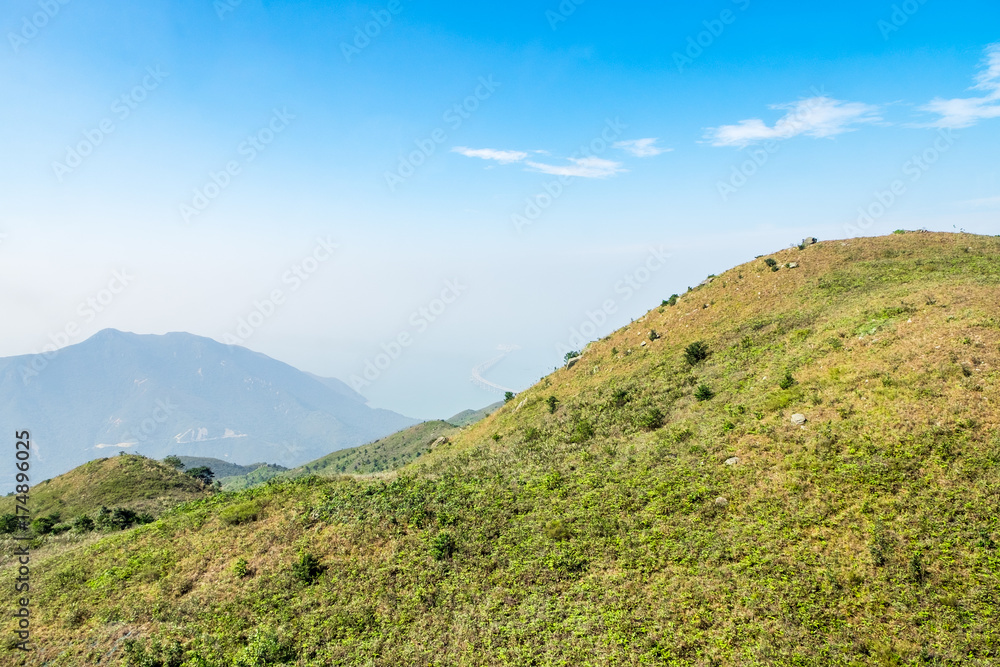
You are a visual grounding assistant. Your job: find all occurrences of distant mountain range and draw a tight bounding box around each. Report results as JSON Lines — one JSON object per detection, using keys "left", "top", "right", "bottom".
{"left": 0, "top": 329, "right": 418, "bottom": 492}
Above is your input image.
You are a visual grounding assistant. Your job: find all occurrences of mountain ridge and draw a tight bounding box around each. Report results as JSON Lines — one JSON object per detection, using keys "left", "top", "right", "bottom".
{"left": 0, "top": 330, "right": 418, "bottom": 491}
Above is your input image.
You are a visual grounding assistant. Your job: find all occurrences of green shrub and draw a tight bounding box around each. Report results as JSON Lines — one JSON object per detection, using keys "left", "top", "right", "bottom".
{"left": 649, "top": 330, "right": 660, "bottom": 341}
{"left": 779, "top": 371, "right": 796, "bottom": 390}
{"left": 684, "top": 341, "right": 710, "bottom": 365}
{"left": 524, "top": 427, "right": 542, "bottom": 442}
{"left": 31, "top": 514, "right": 60, "bottom": 535}
{"left": 569, "top": 419, "right": 595, "bottom": 443}
{"left": 162, "top": 455, "right": 184, "bottom": 470}
{"left": 664, "top": 294, "right": 679, "bottom": 306}
{"left": 219, "top": 501, "right": 261, "bottom": 526}
{"left": 0, "top": 513, "right": 18, "bottom": 534}
{"left": 232, "top": 630, "right": 295, "bottom": 667}
{"left": 764, "top": 258, "right": 778, "bottom": 268}
{"left": 122, "top": 637, "right": 184, "bottom": 667}
{"left": 430, "top": 531, "right": 457, "bottom": 560}
{"left": 504, "top": 391, "right": 515, "bottom": 403}
{"left": 233, "top": 558, "right": 251, "bottom": 578}
{"left": 695, "top": 384, "right": 715, "bottom": 402}
{"left": 636, "top": 408, "right": 664, "bottom": 431}
{"left": 184, "top": 466, "right": 214, "bottom": 484}
{"left": 545, "top": 520, "right": 573, "bottom": 541}
{"left": 292, "top": 551, "right": 324, "bottom": 584}
{"left": 546, "top": 395, "right": 559, "bottom": 413}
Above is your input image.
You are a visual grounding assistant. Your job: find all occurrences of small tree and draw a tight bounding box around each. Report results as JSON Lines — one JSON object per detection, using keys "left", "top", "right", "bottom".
{"left": 292, "top": 551, "right": 324, "bottom": 583}
{"left": 72, "top": 515, "right": 95, "bottom": 533}
{"left": 504, "top": 391, "right": 515, "bottom": 403}
{"left": 0, "top": 513, "right": 18, "bottom": 534}
{"left": 779, "top": 371, "right": 796, "bottom": 390}
{"left": 185, "top": 466, "right": 215, "bottom": 485}
{"left": 684, "top": 341, "right": 709, "bottom": 365}
{"left": 546, "top": 396, "right": 559, "bottom": 413}
{"left": 163, "top": 455, "right": 184, "bottom": 470}
{"left": 695, "top": 384, "right": 715, "bottom": 402}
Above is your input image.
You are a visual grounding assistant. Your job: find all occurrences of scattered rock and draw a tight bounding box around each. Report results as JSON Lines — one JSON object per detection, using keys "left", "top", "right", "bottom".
{"left": 430, "top": 437, "right": 449, "bottom": 448}
{"left": 640, "top": 341, "right": 647, "bottom": 347}
{"left": 802, "top": 237, "right": 818, "bottom": 246}
{"left": 724, "top": 456, "right": 740, "bottom": 466}
{"left": 787, "top": 262, "right": 799, "bottom": 269}
{"left": 791, "top": 413, "right": 807, "bottom": 426}
{"left": 714, "top": 497, "right": 729, "bottom": 507}
{"left": 566, "top": 357, "right": 580, "bottom": 369}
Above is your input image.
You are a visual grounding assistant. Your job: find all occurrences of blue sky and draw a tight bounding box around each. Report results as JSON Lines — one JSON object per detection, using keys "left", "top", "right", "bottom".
{"left": 1, "top": 0, "right": 998, "bottom": 418}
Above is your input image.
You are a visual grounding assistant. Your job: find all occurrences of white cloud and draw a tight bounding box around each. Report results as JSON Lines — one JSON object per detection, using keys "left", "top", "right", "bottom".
{"left": 920, "top": 44, "right": 1000, "bottom": 129}
{"left": 524, "top": 156, "right": 626, "bottom": 179}
{"left": 707, "top": 96, "right": 882, "bottom": 147}
{"left": 451, "top": 147, "right": 528, "bottom": 164}
{"left": 614, "top": 138, "right": 671, "bottom": 157}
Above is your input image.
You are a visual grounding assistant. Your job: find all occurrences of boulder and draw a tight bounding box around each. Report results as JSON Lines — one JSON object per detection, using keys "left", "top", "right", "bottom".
{"left": 724, "top": 456, "right": 740, "bottom": 466}
{"left": 791, "top": 413, "right": 807, "bottom": 426}
{"left": 802, "top": 237, "right": 818, "bottom": 246}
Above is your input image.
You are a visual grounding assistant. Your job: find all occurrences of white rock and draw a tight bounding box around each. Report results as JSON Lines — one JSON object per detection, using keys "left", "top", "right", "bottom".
{"left": 724, "top": 457, "right": 740, "bottom": 466}
{"left": 791, "top": 413, "right": 807, "bottom": 426}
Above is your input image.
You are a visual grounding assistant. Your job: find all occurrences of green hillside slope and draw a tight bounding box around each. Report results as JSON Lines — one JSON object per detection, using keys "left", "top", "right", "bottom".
{"left": 173, "top": 456, "right": 288, "bottom": 480}
{"left": 446, "top": 401, "right": 504, "bottom": 427}
{"left": 0, "top": 454, "right": 208, "bottom": 521}
{"left": 5, "top": 233, "right": 1000, "bottom": 666}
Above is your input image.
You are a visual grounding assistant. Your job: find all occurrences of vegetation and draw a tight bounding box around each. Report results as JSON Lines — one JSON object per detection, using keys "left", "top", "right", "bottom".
{"left": 184, "top": 466, "right": 215, "bottom": 485}
{"left": 684, "top": 340, "right": 710, "bottom": 365}
{"left": 5, "top": 233, "right": 1000, "bottom": 666}
{"left": 0, "top": 453, "right": 207, "bottom": 520}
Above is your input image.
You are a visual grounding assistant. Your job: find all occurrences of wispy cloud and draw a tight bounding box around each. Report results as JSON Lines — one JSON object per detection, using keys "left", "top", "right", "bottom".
{"left": 451, "top": 147, "right": 529, "bottom": 164}
{"left": 920, "top": 44, "right": 1000, "bottom": 129}
{"left": 707, "top": 96, "right": 882, "bottom": 148}
{"left": 524, "top": 156, "right": 626, "bottom": 179}
{"left": 614, "top": 138, "right": 671, "bottom": 157}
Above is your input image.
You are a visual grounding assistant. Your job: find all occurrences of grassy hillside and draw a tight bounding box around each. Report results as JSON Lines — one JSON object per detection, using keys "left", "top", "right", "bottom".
{"left": 446, "top": 401, "right": 504, "bottom": 427}
{"left": 174, "top": 456, "right": 288, "bottom": 480}
{"left": 5, "top": 233, "right": 1000, "bottom": 666}
{"left": 219, "top": 412, "right": 485, "bottom": 490}
{"left": 0, "top": 454, "right": 208, "bottom": 521}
